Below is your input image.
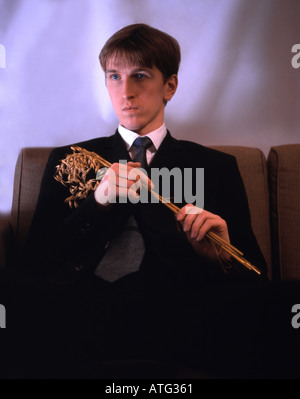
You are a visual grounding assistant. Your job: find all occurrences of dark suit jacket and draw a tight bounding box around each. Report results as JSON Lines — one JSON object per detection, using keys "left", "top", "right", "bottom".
{"left": 23, "top": 131, "right": 267, "bottom": 287}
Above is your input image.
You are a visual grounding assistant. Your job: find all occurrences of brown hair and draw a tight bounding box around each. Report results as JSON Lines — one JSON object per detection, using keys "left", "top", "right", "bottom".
{"left": 99, "top": 24, "right": 181, "bottom": 82}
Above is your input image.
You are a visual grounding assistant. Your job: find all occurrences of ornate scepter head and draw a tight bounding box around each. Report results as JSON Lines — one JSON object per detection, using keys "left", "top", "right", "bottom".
{"left": 54, "top": 146, "right": 109, "bottom": 208}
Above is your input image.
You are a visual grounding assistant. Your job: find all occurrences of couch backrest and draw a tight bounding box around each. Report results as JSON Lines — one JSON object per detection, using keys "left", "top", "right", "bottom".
{"left": 11, "top": 145, "right": 272, "bottom": 278}
{"left": 268, "top": 144, "right": 300, "bottom": 280}
{"left": 11, "top": 147, "right": 54, "bottom": 251}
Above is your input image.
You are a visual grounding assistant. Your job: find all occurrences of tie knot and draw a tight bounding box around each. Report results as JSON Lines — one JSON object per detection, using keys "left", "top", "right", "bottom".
{"left": 132, "top": 136, "right": 152, "bottom": 151}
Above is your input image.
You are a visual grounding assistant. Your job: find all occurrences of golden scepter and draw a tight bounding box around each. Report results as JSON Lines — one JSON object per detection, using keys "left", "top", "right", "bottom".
{"left": 55, "top": 146, "right": 261, "bottom": 275}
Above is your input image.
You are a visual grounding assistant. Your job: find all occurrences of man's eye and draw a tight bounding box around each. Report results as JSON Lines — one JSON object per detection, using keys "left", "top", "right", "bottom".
{"left": 135, "top": 73, "right": 145, "bottom": 79}
{"left": 110, "top": 74, "right": 119, "bottom": 80}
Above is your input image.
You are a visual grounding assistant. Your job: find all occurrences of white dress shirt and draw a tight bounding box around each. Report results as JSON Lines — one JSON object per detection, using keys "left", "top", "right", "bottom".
{"left": 118, "top": 123, "right": 167, "bottom": 166}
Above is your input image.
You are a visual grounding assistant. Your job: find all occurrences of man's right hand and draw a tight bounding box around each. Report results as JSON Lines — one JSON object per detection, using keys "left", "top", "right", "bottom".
{"left": 94, "top": 161, "right": 153, "bottom": 207}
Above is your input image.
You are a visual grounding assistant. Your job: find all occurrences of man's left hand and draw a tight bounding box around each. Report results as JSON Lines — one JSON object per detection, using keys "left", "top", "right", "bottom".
{"left": 176, "top": 204, "right": 231, "bottom": 262}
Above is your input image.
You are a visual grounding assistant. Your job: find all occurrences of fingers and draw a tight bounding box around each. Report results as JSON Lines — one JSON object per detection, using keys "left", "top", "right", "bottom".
{"left": 176, "top": 204, "right": 229, "bottom": 242}
{"left": 176, "top": 204, "right": 202, "bottom": 232}
{"left": 127, "top": 163, "right": 154, "bottom": 190}
{"left": 115, "top": 186, "right": 140, "bottom": 204}
{"left": 94, "top": 162, "right": 154, "bottom": 206}
{"left": 109, "top": 162, "right": 153, "bottom": 190}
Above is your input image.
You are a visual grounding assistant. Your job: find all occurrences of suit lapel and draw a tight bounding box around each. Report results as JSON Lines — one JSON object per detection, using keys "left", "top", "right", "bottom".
{"left": 150, "top": 131, "right": 183, "bottom": 170}
{"left": 93, "top": 130, "right": 132, "bottom": 165}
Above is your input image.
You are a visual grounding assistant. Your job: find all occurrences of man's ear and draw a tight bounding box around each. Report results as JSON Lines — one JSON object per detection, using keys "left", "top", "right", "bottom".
{"left": 163, "top": 74, "right": 178, "bottom": 103}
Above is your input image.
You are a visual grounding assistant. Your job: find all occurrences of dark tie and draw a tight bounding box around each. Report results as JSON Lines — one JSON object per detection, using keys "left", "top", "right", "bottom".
{"left": 94, "top": 137, "right": 152, "bottom": 283}
{"left": 132, "top": 136, "right": 153, "bottom": 168}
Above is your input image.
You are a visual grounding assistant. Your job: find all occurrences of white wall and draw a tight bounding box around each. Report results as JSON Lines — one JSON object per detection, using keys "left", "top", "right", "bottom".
{"left": 0, "top": 0, "right": 299, "bottom": 213}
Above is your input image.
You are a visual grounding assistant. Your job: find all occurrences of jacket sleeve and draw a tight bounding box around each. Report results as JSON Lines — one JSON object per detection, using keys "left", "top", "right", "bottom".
{"left": 214, "top": 154, "right": 268, "bottom": 280}
{"left": 22, "top": 146, "right": 129, "bottom": 282}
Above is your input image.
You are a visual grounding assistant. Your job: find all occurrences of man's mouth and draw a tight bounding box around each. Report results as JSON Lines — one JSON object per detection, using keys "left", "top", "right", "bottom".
{"left": 123, "top": 106, "right": 139, "bottom": 112}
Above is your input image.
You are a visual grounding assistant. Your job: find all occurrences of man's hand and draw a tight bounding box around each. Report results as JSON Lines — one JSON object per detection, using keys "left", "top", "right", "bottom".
{"left": 94, "top": 161, "right": 153, "bottom": 206}
{"left": 176, "top": 204, "right": 231, "bottom": 262}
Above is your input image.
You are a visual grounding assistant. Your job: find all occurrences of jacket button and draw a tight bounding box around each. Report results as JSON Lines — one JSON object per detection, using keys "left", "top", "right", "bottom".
{"left": 85, "top": 222, "right": 91, "bottom": 230}
{"left": 80, "top": 222, "right": 91, "bottom": 235}
{"left": 75, "top": 264, "right": 84, "bottom": 272}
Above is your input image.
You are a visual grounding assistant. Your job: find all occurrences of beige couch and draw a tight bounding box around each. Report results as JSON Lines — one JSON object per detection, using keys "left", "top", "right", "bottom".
{"left": 0, "top": 144, "right": 299, "bottom": 281}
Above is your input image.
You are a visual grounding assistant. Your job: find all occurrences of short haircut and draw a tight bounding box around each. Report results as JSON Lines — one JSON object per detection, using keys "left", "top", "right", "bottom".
{"left": 99, "top": 23, "right": 181, "bottom": 82}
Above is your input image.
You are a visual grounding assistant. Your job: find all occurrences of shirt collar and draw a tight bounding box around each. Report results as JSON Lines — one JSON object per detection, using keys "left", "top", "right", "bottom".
{"left": 118, "top": 123, "right": 167, "bottom": 151}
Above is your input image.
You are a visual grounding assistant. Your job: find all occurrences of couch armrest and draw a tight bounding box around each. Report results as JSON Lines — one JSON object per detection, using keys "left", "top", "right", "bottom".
{"left": 0, "top": 214, "right": 12, "bottom": 269}
{"left": 268, "top": 144, "right": 300, "bottom": 280}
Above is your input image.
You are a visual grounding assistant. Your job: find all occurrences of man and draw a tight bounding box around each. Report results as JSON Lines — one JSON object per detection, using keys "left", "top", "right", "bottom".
{"left": 6, "top": 24, "right": 290, "bottom": 379}
{"left": 14, "top": 24, "right": 271, "bottom": 376}
{"left": 24, "top": 24, "right": 266, "bottom": 285}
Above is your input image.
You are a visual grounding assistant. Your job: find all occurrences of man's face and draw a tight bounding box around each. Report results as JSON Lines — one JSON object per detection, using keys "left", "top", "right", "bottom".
{"left": 105, "top": 56, "right": 177, "bottom": 135}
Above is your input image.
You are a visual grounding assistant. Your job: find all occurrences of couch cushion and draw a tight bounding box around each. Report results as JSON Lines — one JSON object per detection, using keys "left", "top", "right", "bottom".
{"left": 268, "top": 145, "right": 300, "bottom": 280}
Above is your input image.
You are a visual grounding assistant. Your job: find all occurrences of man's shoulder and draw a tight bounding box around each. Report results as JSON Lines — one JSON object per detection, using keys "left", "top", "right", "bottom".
{"left": 49, "top": 134, "right": 116, "bottom": 159}
{"left": 176, "top": 138, "right": 236, "bottom": 165}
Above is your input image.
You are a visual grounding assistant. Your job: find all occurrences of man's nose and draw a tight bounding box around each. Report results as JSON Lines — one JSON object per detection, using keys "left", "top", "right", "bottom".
{"left": 122, "top": 78, "right": 135, "bottom": 100}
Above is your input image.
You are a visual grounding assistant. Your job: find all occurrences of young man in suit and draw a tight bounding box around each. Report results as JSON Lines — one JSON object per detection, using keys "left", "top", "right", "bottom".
{"left": 13, "top": 23, "right": 273, "bottom": 377}
{"left": 25, "top": 24, "right": 266, "bottom": 285}
{"left": 8, "top": 24, "right": 298, "bottom": 379}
